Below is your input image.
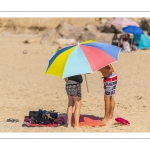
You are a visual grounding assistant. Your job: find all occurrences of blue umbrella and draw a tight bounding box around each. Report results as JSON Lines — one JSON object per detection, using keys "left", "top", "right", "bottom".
{"left": 122, "top": 26, "right": 144, "bottom": 35}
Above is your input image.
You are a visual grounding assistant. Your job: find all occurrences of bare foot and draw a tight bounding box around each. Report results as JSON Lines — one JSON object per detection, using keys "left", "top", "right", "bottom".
{"left": 102, "top": 118, "right": 109, "bottom": 123}
{"left": 64, "top": 123, "right": 72, "bottom": 128}
{"left": 74, "top": 125, "right": 82, "bottom": 130}
{"left": 109, "top": 116, "right": 114, "bottom": 119}
{"left": 67, "top": 125, "right": 72, "bottom": 128}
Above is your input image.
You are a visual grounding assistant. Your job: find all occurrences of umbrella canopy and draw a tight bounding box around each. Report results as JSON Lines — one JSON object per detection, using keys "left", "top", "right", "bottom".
{"left": 109, "top": 18, "right": 139, "bottom": 27}
{"left": 46, "top": 40, "right": 121, "bottom": 78}
{"left": 122, "top": 26, "right": 144, "bottom": 35}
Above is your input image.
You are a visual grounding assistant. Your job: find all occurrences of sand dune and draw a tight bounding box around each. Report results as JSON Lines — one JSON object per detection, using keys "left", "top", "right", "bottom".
{"left": 0, "top": 31, "right": 150, "bottom": 132}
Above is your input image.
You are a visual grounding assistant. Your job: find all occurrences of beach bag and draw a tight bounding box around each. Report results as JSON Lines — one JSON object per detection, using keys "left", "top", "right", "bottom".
{"left": 32, "top": 116, "right": 53, "bottom": 124}
{"left": 48, "top": 111, "right": 58, "bottom": 119}
{"left": 29, "top": 111, "right": 41, "bottom": 118}
{"left": 39, "top": 109, "right": 58, "bottom": 120}
{"left": 29, "top": 109, "right": 58, "bottom": 119}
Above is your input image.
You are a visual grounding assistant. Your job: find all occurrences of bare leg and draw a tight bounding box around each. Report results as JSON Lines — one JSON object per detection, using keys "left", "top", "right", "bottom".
{"left": 73, "top": 96, "right": 81, "bottom": 129}
{"left": 67, "top": 95, "right": 74, "bottom": 128}
{"left": 109, "top": 96, "right": 115, "bottom": 119}
{"left": 103, "top": 95, "right": 111, "bottom": 123}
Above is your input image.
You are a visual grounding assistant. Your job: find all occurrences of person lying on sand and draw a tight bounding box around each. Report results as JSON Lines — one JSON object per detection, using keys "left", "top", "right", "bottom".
{"left": 98, "top": 64, "right": 118, "bottom": 123}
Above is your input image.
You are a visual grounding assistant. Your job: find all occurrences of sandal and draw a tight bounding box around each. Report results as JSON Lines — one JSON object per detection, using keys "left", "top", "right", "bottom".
{"left": 6, "top": 118, "right": 19, "bottom": 123}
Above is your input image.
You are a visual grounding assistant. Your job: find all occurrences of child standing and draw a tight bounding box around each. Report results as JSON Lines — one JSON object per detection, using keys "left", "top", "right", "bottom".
{"left": 64, "top": 75, "right": 83, "bottom": 129}
{"left": 56, "top": 45, "right": 83, "bottom": 129}
{"left": 98, "top": 64, "right": 117, "bottom": 123}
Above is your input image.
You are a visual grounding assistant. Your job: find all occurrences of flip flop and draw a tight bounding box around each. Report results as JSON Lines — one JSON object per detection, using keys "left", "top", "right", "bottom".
{"left": 6, "top": 118, "right": 19, "bottom": 123}
{"left": 6, "top": 118, "right": 13, "bottom": 122}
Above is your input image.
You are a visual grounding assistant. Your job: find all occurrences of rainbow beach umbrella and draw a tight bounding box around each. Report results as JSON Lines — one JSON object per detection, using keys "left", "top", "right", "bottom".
{"left": 46, "top": 40, "right": 121, "bottom": 78}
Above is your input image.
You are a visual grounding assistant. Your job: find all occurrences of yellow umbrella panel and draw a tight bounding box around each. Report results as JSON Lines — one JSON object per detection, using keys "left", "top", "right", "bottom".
{"left": 46, "top": 46, "right": 76, "bottom": 78}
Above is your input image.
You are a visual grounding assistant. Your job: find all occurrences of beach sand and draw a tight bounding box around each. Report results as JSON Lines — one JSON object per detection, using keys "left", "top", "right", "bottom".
{"left": 0, "top": 31, "right": 150, "bottom": 132}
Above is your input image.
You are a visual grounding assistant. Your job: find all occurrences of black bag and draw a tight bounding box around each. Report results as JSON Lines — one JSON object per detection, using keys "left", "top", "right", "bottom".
{"left": 48, "top": 110, "right": 58, "bottom": 119}
{"left": 39, "top": 109, "right": 58, "bottom": 119}
{"left": 33, "top": 116, "right": 53, "bottom": 124}
{"left": 29, "top": 111, "right": 42, "bottom": 118}
{"left": 29, "top": 110, "right": 58, "bottom": 120}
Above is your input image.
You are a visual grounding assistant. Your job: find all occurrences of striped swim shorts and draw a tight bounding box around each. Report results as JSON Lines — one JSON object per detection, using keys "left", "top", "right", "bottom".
{"left": 103, "top": 72, "right": 117, "bottom": 96}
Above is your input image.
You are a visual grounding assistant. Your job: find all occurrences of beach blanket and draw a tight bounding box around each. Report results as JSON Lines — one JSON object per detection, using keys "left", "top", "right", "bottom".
{"left": 72, "top": 115, "right": 106, "bottom": 127}
{"left": 22, "top": 115, "right": 106, "bottom": 127}
{"left": 22, "top": 116, "right": 66, "bottom": 127}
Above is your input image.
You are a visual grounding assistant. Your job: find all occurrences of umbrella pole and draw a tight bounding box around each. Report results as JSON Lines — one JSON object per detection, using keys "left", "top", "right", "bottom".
{"left": 84, "top": 74, "right": 89, "bottom": 93}
{"left": 131, "top": 38, "right": 132, "bottom": 50}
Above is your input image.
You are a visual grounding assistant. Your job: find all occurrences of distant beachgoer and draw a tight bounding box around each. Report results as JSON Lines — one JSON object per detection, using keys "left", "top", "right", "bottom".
{"left": 127, "top": 34, "right": 132, "bottom": 45}
{"left": 112, "top": 33, "right": 119, "bottom": 46}
{"left": 122, "top": 38, "right": 131, "bottom": 52}
{"left": 64, "top": 75, "right": 83, "bottom": 129}
{"left": 131, "top": 45, "right": 138, "bottom": 51}
{"left": 98, "top": 64, "right": 117, "bottom": 123}
{"left": 119, "top": 34, "right": 125, "bottom": 48}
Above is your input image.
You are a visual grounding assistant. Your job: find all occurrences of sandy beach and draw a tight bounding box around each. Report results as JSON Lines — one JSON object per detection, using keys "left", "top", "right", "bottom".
{"left": 0, "top": 31, "right": 150, "bottom": 132}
